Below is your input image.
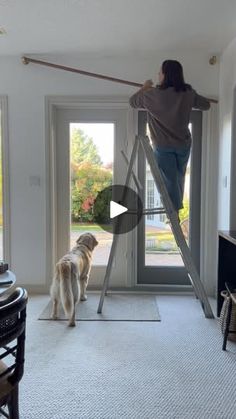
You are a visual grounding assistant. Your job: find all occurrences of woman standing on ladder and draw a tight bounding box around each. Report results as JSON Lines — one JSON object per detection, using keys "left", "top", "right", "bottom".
{"left": 129, "top": 60, "right": 210, "bottom": 217}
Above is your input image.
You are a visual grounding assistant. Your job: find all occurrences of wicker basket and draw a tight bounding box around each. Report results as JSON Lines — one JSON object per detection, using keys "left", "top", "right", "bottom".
{"left": 219, "top": 290, "right": 236, "bottom": 342}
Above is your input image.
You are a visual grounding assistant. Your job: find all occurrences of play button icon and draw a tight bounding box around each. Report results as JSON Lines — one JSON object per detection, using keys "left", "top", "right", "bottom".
{"left": 110, "top": 201, "right": 128, "bottom": 219}
{"left": 93, "top": 184, "right": 143, "bottom": 234}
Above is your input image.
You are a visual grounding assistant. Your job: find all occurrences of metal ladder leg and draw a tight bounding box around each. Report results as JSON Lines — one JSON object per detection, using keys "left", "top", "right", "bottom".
{"left": 97, "top": 137, "right": 140, "bottom": 313}
{"left": 140, "top": 135, "right": 214, "bottom": 318}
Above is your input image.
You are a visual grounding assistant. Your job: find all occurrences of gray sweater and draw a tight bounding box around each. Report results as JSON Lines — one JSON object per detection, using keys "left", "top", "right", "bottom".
{"left": 129, "top": 86, "right": 210, "bottom": 149}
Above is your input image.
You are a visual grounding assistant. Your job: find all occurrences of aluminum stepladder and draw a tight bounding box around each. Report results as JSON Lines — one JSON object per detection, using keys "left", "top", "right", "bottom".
{"left": 97, "top": 135, "right": 214, "bottom": 319}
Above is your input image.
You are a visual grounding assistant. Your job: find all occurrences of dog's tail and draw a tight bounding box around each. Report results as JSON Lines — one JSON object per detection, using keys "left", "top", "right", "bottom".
{"left": 57, "top": 261, "right": 74, "bottom": 320}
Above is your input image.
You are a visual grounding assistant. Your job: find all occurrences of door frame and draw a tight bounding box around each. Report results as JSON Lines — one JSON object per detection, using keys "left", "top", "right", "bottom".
{"left": 129, "top": 105, "right": 218, "bottom": 294}
{"left": 45, "top": 96, "right": 135, "bottom": 290}
{"left": 45, "top": 97, "right": 218, "bottom": 295}
{"left": 136, "top": 110, "right": 202, "bottom": 287}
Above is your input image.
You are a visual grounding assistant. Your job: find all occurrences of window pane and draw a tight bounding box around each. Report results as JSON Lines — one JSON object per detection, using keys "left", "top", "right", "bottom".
{"left": 145, "top": 124, "right": 191, "bottom": 266}
{"left": 70, "top": 123, "right": 114, "bottom": 265}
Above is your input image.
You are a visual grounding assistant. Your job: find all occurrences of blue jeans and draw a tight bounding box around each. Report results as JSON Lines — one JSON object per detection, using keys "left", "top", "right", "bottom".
{"left": 154, "top": 146, "right": 191, "bottom": 211}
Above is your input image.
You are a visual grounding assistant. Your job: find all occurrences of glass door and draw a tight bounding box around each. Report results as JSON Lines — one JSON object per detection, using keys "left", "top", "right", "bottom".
{"left": 55, "top": 107, "right": 129, "bottom": 288}
{"left": 137, "top": 110, "right": 202, "bottom": 285}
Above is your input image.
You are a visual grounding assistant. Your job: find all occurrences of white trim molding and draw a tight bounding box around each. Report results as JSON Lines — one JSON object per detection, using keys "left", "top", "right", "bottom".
{"left": 0, "top": 96, "right": 11, "bottom": 266}
{"left": 45, "top": 95, "right": 134, "bottom": 291}
{"left": 200, "top": 103, "right": 219, "bottom": 297}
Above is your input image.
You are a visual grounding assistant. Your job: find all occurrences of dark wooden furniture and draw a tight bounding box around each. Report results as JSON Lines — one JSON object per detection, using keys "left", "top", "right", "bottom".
{"left": 0, "top": 271, "right": 16, "bottom": 298}
{"left": 217, "top": 231, "right": 236, "bottom": 316}
{"left": 222, "top": 282, "right": 236, "bottom": 350}
{"left": 0, "top": 288, "right": 28, "bottom": 418}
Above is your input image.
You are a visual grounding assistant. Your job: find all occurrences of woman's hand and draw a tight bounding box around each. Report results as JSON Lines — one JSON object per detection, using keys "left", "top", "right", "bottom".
{"left": 141, "top": 79, "right": 154, "bottom": 91}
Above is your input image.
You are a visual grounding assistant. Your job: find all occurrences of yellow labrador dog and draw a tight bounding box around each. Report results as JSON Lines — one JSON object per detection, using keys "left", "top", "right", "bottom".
{"left": 50, "top": 233, "right": 98, "bottom": 327}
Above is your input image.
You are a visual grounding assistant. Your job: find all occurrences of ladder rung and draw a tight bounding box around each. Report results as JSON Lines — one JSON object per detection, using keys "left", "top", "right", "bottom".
{"left": 143, "top": 207, "right": 165, "bottom": 212}
{"left": 127, "top": 209, "right": 166, "bottom": 215}
{"left": 143, "top": 207, "right": 166, "bottom": 215}
{"left": 143, "top": 211, "right": 166, "bottom": 215}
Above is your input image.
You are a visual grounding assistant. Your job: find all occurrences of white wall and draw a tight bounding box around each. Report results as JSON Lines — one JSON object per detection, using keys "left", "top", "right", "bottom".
{"left": 0, "top": 51, "right": 219, "bottom": 288}
{"left": 218, "top": 38, "right": 236, "bottom": 229}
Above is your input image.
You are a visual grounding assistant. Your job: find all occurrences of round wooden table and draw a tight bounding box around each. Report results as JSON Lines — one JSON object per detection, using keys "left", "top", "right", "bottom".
{"left": 0, "top": 270, "right": 16, "bottom": 297}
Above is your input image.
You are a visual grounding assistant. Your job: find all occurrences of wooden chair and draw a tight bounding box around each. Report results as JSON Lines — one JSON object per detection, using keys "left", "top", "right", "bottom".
{"left": 0, "top": 288, "right": 28, "bottom": 418}
{"left": 222, "top": 282, "right": 236, "bottom": 350}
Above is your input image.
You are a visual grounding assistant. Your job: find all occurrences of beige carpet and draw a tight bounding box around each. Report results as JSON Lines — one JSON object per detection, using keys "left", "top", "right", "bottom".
{"left": 20, "top": 295, "right": 236, "bottom": 419}
{"left": 38, "top": 293, "right": 161, "bottom": 321}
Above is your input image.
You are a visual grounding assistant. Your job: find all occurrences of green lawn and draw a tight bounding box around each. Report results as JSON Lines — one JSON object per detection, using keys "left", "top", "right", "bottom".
{"left": 71, "top": 223, "right": 174, "bottom": 238}
{"left": 146, "top": 231, "right": 174, "bottom": 240}
{"left": 71, "top": 223, "right": 104, "bottom": 232}
{"left": 71, "top": 223, "right": 180, "bottom": 252}
{"left": 72, "top": 223, "right": 169, "bottom": 233}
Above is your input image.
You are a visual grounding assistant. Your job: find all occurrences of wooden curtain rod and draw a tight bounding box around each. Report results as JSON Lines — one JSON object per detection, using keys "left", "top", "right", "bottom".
{"left": 21, "top": 56, "right": 218, "bottom": 103}
{"left": 21, "top": 56, "right": 142, "bottom": 88}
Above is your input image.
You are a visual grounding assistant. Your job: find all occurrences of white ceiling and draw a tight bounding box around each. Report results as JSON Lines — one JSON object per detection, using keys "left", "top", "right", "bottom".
{"left": 0, "top": 0, "right": 236, "bottom": 57}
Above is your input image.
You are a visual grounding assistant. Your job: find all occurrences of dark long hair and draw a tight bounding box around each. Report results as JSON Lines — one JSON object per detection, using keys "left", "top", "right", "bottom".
{"left": 159, "top": 60, "right": 191, "bottom": 92}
